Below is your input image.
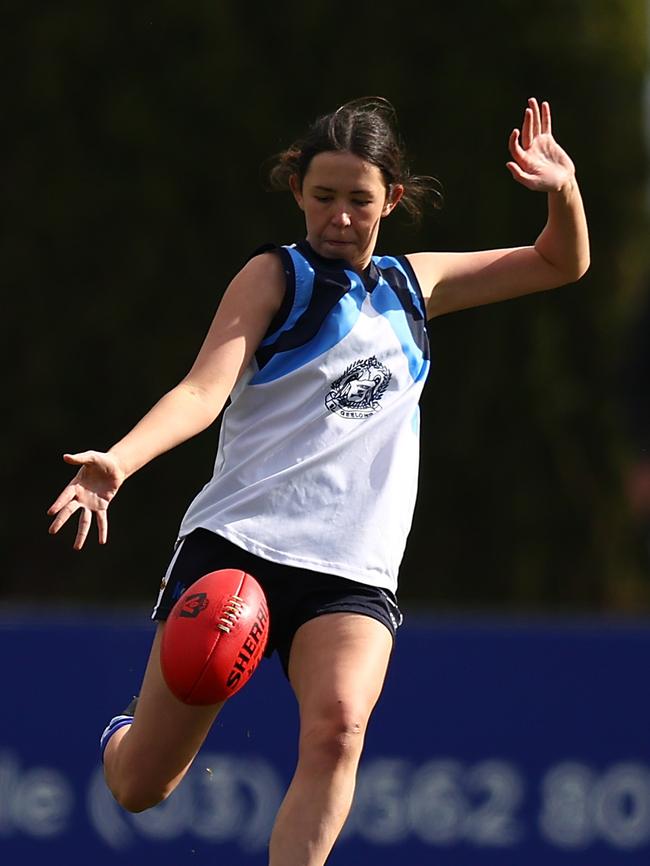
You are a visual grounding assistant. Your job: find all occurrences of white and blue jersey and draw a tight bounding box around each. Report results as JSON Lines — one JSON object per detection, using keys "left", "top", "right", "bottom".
{"left": 178, "top": 240, "right": 430, "bottom": 593}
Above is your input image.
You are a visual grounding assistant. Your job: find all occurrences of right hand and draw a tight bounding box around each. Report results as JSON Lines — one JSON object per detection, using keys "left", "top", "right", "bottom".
{"left": 48, "top": 451, "right": 126, "bottom": 550}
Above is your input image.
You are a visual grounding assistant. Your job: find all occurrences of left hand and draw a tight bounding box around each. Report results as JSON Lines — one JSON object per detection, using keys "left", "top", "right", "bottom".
{"left": 506, "top": 98, "right": 576, "bottom": 193}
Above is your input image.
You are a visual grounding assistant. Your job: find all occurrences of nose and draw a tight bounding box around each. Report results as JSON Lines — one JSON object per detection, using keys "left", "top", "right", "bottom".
{"left": 331, "top": 209, "right": 352, "bottom": 228}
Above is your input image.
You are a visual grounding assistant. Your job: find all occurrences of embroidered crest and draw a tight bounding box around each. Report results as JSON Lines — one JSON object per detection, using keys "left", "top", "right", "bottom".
{"left": 325, "top": 356, "right": 392, "bottom": 419}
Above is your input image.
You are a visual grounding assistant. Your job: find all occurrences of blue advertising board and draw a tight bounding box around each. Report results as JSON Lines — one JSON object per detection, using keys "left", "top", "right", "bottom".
{"left": 1, "top": 611, "right": 649, "bottom": 864}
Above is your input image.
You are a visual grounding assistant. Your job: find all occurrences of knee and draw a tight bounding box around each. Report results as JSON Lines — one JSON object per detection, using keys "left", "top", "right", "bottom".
{"left": 106, "top": 771, "right": 173, "bottom": 814}
{"left": 300, "top": 707, "right": 368, "bottom": 769}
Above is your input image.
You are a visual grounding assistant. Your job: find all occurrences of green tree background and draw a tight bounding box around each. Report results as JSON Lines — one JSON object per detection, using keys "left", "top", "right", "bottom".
{"left": 4, "top": 0, "right": 649, "bottom": 612}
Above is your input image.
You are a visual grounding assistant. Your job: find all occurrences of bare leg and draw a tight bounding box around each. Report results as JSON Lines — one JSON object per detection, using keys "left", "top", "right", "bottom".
{"left": 268, "top": 613, "right": 392, "bottom": 866}
{"left": 103, "top": 623, "right": 225, "bottom": 812}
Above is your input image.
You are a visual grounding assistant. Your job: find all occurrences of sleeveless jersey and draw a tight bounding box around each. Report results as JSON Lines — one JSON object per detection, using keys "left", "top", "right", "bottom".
{"left": 178, "top": 240, "right": 430, "bottom": 592}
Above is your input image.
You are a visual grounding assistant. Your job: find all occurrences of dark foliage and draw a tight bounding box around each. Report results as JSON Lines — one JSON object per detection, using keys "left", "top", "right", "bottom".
{"left": 4, "top": 1, "right": 649, "bottom": 611}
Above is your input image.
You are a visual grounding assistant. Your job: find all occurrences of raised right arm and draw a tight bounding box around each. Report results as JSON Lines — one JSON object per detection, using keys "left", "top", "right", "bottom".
{"left": 48, "top": 252, "right": 285, "bottom": 548}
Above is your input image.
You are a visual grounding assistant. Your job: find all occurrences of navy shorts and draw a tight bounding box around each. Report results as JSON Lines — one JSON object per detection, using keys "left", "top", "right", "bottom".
{"left": 152, "top": 528, "right": 402, "bottom": 676}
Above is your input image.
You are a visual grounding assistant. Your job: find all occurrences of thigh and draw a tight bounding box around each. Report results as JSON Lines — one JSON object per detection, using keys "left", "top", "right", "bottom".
{"left": 288, "top": 613, "right": 393, "bottom": 729}
{"left": 117, "top": 624, "right": 225, "bottom": 789}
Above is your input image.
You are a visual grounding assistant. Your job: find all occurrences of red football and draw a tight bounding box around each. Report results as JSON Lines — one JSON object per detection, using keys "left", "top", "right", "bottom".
{"left": 160, "top": 569, "right": 269, "bottom": 705}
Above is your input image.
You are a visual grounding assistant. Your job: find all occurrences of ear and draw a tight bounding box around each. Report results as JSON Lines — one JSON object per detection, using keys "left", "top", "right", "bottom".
{"left": 382, "top": 183, "right": 404, "bottom": 217}
{"left": 289, "top": 174, "right": 304, "bottom": 210}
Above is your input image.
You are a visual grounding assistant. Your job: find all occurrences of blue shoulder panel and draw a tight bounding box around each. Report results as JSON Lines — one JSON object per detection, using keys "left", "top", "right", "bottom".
{"left": 251, "top": 247, "right": 364, "bottom": 385}
{"left": 260, "top": 246, "right": 314, "bottom": 348}
{"left": 371, "top": 255, "right": 430, "bottom": 384}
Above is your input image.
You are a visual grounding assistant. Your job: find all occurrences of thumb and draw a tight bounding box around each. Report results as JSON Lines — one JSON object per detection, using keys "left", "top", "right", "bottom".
{"left": 506, "top": 161, "right": 523, "bottom": 180}
{"left": 63, "top": 451, "right": 98, "bottom": 466}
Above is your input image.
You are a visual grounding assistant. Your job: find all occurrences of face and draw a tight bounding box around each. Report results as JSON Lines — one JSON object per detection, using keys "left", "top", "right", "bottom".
{"left": 290, "top": 150, "right": 403, "bottom": 271}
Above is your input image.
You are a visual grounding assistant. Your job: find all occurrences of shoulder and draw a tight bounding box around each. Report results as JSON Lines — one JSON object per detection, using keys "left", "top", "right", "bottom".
{"left": 223, "top": 250, "right": 287, "bottom": 323}
{"left": 241, "top": 248, "right": 287, "bottom": 279}
{"left": 236, "top": 248, "right": 287, "bottom": 291}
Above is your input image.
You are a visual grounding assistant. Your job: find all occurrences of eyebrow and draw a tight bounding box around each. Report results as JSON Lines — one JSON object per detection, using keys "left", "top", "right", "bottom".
{"left": 312, "top": 184, "right": 374, "bottom": 195}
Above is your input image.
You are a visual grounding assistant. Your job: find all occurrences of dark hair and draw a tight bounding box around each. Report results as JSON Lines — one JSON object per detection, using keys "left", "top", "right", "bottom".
{"left": 268, "top": 97, "right": 442, "bottom": 221}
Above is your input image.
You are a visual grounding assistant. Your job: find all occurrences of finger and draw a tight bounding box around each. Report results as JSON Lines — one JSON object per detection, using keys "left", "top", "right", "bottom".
{"left": 506, "top": 161, "right": 526, "bottom": 183}
{"left": 48, "top": 485, "right": 77, "bottom": 516}
{"left": 541, "top": 100, "right": 552, "bottom": 135}
{"left": 48, "top": 514, "right": 66, "bottom": 536}
{"left": 508, "top": 128, "right": 527, "bottom": 163}
{"left": 521, "top": 108, "right": 532, "bottom": 150}
{"left": 74, "top": 507, "right": 92, "bottom": 550}
{"left": 48, "top": 498, "right": 81, "bottom": 535}
{"left": 506, "top": 162, "right": 542, "bottom": 191}
{"left": 528, "top": 98, "right": 541, "bottom": 138}
{"left": 97, "top": 510, "right": 109, "bottom": 545}
{"left": 506, "top": 161, "right": 535, "bottom": 184}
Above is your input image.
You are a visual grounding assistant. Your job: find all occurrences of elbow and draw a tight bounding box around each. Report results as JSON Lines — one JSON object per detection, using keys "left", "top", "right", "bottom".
{"left": 574, "top": 244, "right": 591, "bottom": 280}
{"left": 574, "top": 252, "right": 591, "bottom": 282}
{"left": 175, "top": 379, "right": 225, "bottom": 429}
{"left": 536, "top": 236, "right": 591, "bottom": 286}
{"left": 552, "top": 252, "right": 590, "bottom": 288}
{"left": 564, "top": 258, "right": 590, "bottom": 284}
{"left": 571, "top": 232, "right": 591, "bottom": 281}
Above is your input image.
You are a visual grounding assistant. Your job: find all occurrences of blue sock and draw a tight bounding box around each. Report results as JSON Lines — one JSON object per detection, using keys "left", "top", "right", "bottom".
{"left": 99, "top": 697, "right": 138, "bottom": 761}
{"left": 99, "top": 715, "right": 134, "bottom": 761}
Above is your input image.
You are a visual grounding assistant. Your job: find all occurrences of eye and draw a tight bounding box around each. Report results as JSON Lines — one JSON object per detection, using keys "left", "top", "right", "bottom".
{"left": 314, "top": 195, "right": 333, "bottom": 203}
{"left": 353, "top": 200, "right": 372, "bottom": 207}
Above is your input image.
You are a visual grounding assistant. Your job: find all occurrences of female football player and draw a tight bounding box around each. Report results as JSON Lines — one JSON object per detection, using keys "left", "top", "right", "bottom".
{"left": 48, "top": 96, "right": 589, "bottom": 866}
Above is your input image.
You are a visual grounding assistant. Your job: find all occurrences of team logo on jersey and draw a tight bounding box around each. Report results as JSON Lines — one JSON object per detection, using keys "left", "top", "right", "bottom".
{"left": 325, "top": 356, "right": 392, "bottom": 419}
